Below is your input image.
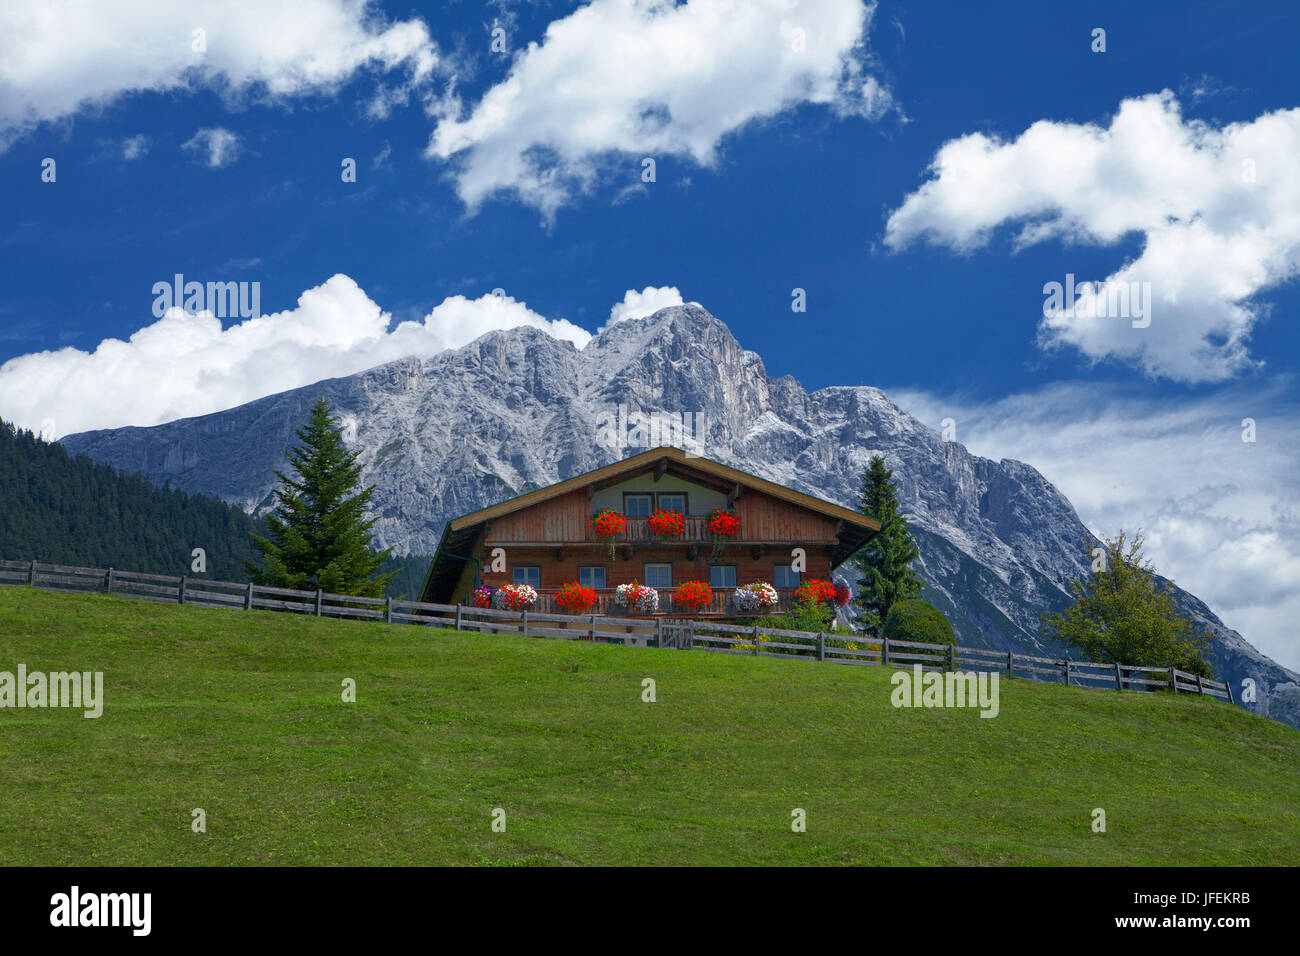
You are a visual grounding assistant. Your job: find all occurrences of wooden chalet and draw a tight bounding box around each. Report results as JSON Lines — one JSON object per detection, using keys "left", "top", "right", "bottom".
{"left": 418, "top": 447, "right": 880, "bottom": 617}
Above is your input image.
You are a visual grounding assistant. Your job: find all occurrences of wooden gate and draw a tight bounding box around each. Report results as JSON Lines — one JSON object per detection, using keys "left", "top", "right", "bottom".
{"left": 658, "top": 619, "right": 694, "bottom": 649}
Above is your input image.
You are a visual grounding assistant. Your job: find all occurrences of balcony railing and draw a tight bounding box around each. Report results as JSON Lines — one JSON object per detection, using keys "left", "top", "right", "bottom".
{"left": 589, "top": 516, "right": 718, "bottom": 543}
{"left": 530, "top": 587, "right": 798, "bottom": 617}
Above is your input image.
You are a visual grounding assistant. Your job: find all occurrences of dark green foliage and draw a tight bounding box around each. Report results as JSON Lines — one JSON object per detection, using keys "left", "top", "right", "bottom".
{"left": 882, "top": 598, "right": 956, "bottom": 646}
{"left": 1044, "top": 532, "right": 1214, "bottom": 679}
{"left": 0, "top": 418, "right": 261, "bottom": 579}
{"left": 247, "top": 399, "right": 396, "bottom": 597}
{"left": 754, "top": 595, "right": 836, "bottom": 634}
{"left": 375, "top": 553, "right": 434, "bottom": 601}
{"left": 850, "top": 455, "right": 923, "bottom": 633}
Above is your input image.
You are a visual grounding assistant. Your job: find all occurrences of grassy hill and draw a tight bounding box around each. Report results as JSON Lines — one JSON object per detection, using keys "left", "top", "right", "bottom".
{"left": 2, "top": 586, "right": 1297, "bottom": 866}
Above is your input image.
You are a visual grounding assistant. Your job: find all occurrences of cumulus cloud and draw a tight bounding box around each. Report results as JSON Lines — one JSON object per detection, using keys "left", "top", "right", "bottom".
{"left": 0, "top": 0, "right": 440, "bottom": 149}
{"left": 885, "top": 92, "right": 1300, "bottom": 383}
{"left": 182, "top": 127, "right": 240, "bottom": 167}
{"left": 0, "top": 275, "right": 618, "bottom": 437}
{"left": 604, "top": 286, "right": 686, "bottom": 327}
{"left": 427, "top": 0, "right": 895, "bottom": 218}
{"left": 890, "top": 381, "right": 1300, "bottom": 671}
{"left": 121, "top": 134, "right": 149, "bottom": 160}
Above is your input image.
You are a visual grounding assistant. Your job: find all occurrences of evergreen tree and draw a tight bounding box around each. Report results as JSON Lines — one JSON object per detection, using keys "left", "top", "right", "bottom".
{"left": 850, "top": 455, "right": 923, "bottom": 634}
{"left": 1044, "top": 532, "right": 1214, "bottom": 679}
{"left": 247, "top": 399, "right": 395, "bottom": 597}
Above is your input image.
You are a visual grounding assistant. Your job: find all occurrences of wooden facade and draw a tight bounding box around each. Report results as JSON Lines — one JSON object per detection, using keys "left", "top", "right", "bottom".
{"left": 419, "top": 447, "right": 879, "bottom": 617}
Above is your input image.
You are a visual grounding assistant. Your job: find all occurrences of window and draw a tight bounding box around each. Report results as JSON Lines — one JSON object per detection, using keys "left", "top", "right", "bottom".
{"left": 657, "top": 493, "right": 687, "bottom": 514}
{"left": 579, "top": 566, "right": 606, "bottom": 589}
{"left": 624, "top": 493, "right": 653, "bottom": 518}
{"left": 709, "top": 565, "right": 736, "bottom": 589}
{"left": 644, "top": 563, "right": 672, "bottom": 589}
{"left": 773, "top": 564, "right": 800, "bottom": 589}
{"left": 513, "top": 566, "right": 540, "bottom": 587}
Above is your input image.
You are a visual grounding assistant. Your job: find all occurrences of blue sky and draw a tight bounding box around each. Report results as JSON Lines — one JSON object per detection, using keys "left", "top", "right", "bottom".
{"left": 0, "top": 0, "right": 1297, "bottom": 668}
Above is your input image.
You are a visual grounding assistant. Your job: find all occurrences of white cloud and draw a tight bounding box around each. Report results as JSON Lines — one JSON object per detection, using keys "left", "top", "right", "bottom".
{"left": 182, "top": 127, "right": 241, "bottom": 168}
{"left": 121, "top": 134, "right": 149, "bottom": 160}
{"left": 889, "top": 381, "right": 1300, "bottom": 671}
{"left": 0, "top": 275, "right": 643, "bottom": 437}
{"left": 0, "top": 0, "right": 440, "bottom": 149}
{"left": 885, "top": 92, "right": 1300, "bottom": 383}
{"left": 427, "top": 0, "right": 894, "bottom": 218}
{"left": 604, "top": 286, "right": 686, "bottom": 327}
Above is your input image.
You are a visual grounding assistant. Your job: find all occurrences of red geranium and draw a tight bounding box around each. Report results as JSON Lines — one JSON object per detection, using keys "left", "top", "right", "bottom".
{"left": 590, "top": 509, "right": 626, "bottom": 537}
{"left": 673, "top": 580, "right": 714, "bottom": 613}
{"left": 707, "top": 509, "right": 741, "bottom": 536}
{"left": 794, "top": 579, "right": 836, "bottom": 604}
{"left": 647, "top": 509, "right": 686, "bottom": 536}
{"left": 555, "top": 581, "right": 599, "bottom": 614}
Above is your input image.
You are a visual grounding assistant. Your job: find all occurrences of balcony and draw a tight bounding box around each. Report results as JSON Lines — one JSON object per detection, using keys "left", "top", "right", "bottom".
{"left": 589, "top": 515, "right": 717, "bottom": 543}
{"left": 530, "top": 587, "right": 798, "bottom": 617}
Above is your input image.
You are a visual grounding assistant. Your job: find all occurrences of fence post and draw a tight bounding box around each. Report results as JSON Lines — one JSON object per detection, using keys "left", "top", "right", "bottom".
{"left": 1114, "top": 661, "right": 1123, "bottom": 691}
{"left": 882, "top": 636, "right": 890, "bottom": 667}
{"left": 455, "top": 605, "right": 463, "bottom": 631}
{"left": 1196, "top": 674, "right": 1205, "bottom": 696}
{"left": 315, "top": 589, "right": 322, "bottom": 617}
{"left": 1226, "top": 679, "right": 1235, "bottom": 705}
{"left": 178, "top": 575, "right": 187, "bottom": 604}
{"left": 385, "top": 596, "right": 393, "bottom": 624}
{"left": 1064, "top": 659, "right": 1071, "bottom": 686}
{"left": 522, "top": 610, "right": 529, "bottom": 638}
{"left": 1169, "top": 666, "right": 1177, "bottom": 692}
{"left": 106, "top": 568, "right": 114, "bottom": 594}
{"left": 28, "top": 559, "right": 35, "bottom": 586}
{"left": 590, "top": 615, "right": 597, "bottom": 641}
{"left": 655, "top": 619, "right": 663, "bottom": 649}
{"left": 752, "top": 625, "right": 760, "bottom": 657}
{"left": 1007, "top": 650, "right": 1014, "bottom": 678}
{"left": 817, "top": 632, "right": 825, "bottom": 662}
{"left": 245, "top": 581, "right": 254, "bottom": 610}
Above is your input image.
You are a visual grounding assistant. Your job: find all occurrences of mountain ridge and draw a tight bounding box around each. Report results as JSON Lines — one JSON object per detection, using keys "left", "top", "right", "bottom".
{"left": 60, "top": 304, "right": 1300, "bottom": 728}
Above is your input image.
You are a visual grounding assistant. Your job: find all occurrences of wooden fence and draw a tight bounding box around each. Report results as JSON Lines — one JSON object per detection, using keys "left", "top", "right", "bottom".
{"left": 0, "top": 559, "right": 1233, "bottom": 703}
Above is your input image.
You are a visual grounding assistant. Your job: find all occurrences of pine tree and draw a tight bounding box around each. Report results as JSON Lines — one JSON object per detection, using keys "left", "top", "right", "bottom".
{"left": 246, "top": 399, "right": 395, "bottom": 597}
{"left": 850, "top": 455, "right": 923, "bottom": 634}
{"left": 1044, "top": 532, "right": 1214, "bottom": 678}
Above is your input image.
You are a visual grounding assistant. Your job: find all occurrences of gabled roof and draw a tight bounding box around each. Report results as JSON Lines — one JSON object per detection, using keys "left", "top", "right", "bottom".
{"left": 448, "top": 446, "right": 878, "bottom": 532}
{"left": 419, "top": 447, "right": 880, "bottom": 603}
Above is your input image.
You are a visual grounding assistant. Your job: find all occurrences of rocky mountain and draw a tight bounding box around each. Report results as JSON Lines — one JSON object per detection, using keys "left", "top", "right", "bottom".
{"left": 61, "top": 305, "right": 1300, "bottom": 727}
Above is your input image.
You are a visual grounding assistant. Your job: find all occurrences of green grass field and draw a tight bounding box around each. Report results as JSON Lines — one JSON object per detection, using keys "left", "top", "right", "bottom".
{"left": 1, "top": 586, "right": 1297, "bottom": 866}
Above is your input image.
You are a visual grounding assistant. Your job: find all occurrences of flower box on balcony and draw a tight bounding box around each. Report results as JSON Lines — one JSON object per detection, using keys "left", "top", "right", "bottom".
{"left": 706, "top": 509, "right": 741, "bottom": 537}
{"left": 647, "top": 509, "right": 686, "bottom": 537}
{"left": 614, "top": 582, "right": 659, "bottom": 614}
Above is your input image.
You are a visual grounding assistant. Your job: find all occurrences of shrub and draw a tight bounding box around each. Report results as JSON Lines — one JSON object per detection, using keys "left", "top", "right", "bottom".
{"left": 882, "top": 598, "right": 955, "bottom": 647}
{"left": 555, "top": 582, "right": 599, "bottom": 614}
